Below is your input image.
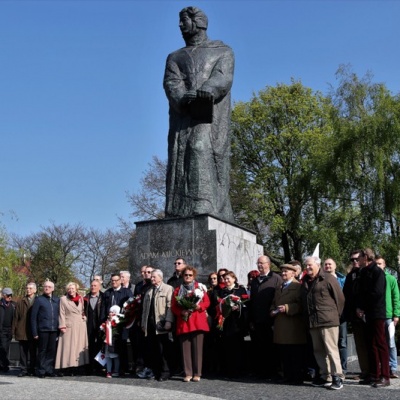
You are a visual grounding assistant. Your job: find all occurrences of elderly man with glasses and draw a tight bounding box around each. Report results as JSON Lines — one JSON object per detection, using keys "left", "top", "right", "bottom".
{"left": 31, "top": 281, "right": 60, "bottom": 378}
{"left": 13, "top": 283, "right": 38, "bottom": 377}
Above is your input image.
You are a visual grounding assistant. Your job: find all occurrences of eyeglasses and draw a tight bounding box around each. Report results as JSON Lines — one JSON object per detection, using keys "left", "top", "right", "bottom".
{"left": 174, "top": 262, "right": 183, "bottom": 265}
{"left": 210, "top": 277, "right": 218, "bottom": 280}
{"left": 350, "top": 258, "right": 359, "bottom": 262}
{"left": 145, "top": 271, "right": 152, "bottom": 274}
{"left": 5, "top": 294, "right": 12, "bottom": 297}
{"left": 111, "top": 279, "right": 120, "bottom": 282}
{"left": 184, "top": 274, "right": 193, "bottom": 277}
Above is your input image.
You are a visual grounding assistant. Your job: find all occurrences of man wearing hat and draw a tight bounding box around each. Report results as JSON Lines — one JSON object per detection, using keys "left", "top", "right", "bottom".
{"left": 0, "top": 287, "right": 16, "bottom": 373}
{"left": 270, "top": 264, "right": 307, "bottom": 385}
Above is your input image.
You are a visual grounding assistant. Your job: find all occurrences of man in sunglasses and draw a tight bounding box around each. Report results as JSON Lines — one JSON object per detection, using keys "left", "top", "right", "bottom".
{"left": 167, "top": 258, "right": 187, "bottom": 289}
{"left": 343, "top": 249, "right": 370, "bottom": 382}
{"left": 0, "top": 288, "right": 16, "bottom": 373}
{"left": 132, "top": 265, "right": 154, "bottom": 375}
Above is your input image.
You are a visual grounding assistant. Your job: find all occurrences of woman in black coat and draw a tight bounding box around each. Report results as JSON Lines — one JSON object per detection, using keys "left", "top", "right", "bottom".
{"left": 213, "top": 271, "right": 249, "bottom": 378}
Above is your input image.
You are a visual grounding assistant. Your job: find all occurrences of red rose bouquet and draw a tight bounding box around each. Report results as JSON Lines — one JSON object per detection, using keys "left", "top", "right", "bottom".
{"left": 216, "top": 293, "right": 249, "bottom": 330}
{"left": 122, "top": 295, "right": 142, "bottom": 329}
{"left": 175, "top": 286, "right": 206, "bottom": 321}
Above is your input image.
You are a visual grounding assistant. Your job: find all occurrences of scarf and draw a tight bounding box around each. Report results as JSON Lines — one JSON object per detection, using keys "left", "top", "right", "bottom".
{"left": 68, "top": 294, "right": 82, "bottom": 306}
{"left": 105, "top": 320, "right": 113, "bottom": 346}
{"left": 178, "top": 281, "right": 196, "bottom": 298}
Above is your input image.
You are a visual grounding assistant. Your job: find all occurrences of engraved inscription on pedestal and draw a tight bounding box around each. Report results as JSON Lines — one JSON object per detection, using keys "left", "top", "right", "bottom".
{"left": 130, "top": 214, "right": 263, "bottom": 285}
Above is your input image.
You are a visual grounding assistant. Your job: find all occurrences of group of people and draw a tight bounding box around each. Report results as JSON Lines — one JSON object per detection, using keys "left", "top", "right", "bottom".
{"left": 0, "top": 249, "right": 398, "bottom": 390}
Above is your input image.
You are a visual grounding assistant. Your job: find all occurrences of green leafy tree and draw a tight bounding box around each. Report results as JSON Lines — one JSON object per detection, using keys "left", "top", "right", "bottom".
{"left": 327, "top": 65, "right": 400, "bottom": 271}
{"left": 0, "top": 227, "right": 27, "bottom": 296}
{"left": 11, "top": 223, "right": 85, "bottom": 295}
{"left": 231, "top": 79, "right": 335, "bottom": 264}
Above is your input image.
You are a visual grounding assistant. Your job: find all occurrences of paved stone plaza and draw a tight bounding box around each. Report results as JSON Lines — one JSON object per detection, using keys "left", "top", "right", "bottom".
{"left": 1, "top": 362, "right": 399, "bottom": 400}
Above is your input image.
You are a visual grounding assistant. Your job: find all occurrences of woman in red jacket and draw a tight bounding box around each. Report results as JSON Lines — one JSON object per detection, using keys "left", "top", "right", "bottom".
{"left": 171, "top": 266, "right": 210, "bottom": 382}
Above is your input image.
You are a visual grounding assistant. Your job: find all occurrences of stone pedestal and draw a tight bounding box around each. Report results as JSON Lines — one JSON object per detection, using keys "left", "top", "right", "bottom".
{"left": 129, "top": 214, "right": 263, "bottom": 285}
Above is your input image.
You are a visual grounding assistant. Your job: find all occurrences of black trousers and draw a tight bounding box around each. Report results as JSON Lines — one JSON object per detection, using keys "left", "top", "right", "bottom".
{"left": 252, "top": 321, "right": 279, "bottom": 377}
{"left": 36, "top": 331, "right": 58, "bottom": 375}
{"left": 0, "top": 329, "right": 12, "bottom": 369}
{"left": 145, "top": 330, "right": 171, "bottom": 379}
{"left": 19, "top": 339, "right": 37, "bottom": 373}
{"left": 87, "top": 330, "right": 103, "bottom": 372}
{"left": 278, "top": 343, "right": 306, "bottom": 382}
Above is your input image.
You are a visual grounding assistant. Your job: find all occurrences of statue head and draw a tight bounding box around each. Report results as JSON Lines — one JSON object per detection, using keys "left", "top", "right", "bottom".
{"left": 179, "top": 7, "right": 208, "bottom": 43}
{"left": 179, "top": 6, "right": 208, "bottom": 30}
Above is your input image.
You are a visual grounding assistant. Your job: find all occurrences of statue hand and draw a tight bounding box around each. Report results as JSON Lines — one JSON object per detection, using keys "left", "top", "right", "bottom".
{"left": 181, "top": 90, "right": 197, "bottom": 105}
{"left": 196, "top": 89, "right": 214, "bottom": 101}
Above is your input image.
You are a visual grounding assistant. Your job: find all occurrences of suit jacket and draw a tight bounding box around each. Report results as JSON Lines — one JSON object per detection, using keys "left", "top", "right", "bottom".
{"left": 141, "top": 282, "right": 174, "bottom": 337}
{"left": 83, "top": 292, "right": 103, "bottom": 336}
{"left": 271, "top": 280, "right": 306, "bottom": 344}
{"left": 100, "top": 286, "right": 132, "bottom": 322}
{"left": 12, "top": 296, "right": 36, "bottom": 340}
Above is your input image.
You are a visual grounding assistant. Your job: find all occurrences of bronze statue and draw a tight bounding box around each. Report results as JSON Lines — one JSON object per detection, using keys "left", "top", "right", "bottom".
{"left": 163, "top": 6, "right": 234, "bottom": 222}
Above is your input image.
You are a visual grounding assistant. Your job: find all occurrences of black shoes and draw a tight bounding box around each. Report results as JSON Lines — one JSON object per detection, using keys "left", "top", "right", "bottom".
{"left": 372, "top": 378, "right": 390, "bottom": 388}
{"left": 329, "top": 376, "right": 343, "bottom": 390}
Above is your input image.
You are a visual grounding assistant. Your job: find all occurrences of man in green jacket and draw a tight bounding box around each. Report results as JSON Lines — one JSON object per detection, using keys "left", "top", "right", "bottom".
{"left": 376, "top": 256, "right": 400, "bottom": 379}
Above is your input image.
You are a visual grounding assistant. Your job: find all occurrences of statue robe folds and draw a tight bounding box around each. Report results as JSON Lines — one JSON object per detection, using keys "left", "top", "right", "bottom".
{"left": 163, "top": 40, "right": 234, "bottom": 222}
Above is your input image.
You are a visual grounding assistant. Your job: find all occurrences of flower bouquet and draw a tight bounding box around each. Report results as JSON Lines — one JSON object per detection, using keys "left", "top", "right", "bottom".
{"left": 175, "top": 287, "right": 205, "bottom": 321}
{"left": 100, "top": 313, "right": 124, "bottom": 345}
{"left": 216, "top": 293, "right": 249, "bottom": 330}
{"left": 122, "top": 295, "right": 142, "bottom": 329}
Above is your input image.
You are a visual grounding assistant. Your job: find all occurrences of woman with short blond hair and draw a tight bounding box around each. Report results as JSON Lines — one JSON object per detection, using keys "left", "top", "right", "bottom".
{"left": 55, "top": 282, "right": 89, "bottom": 375}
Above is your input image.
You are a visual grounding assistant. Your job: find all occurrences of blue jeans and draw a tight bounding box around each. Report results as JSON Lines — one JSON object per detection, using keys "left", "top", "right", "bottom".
{"left": 385, "top": 318, "right": 398, "bottom": 371}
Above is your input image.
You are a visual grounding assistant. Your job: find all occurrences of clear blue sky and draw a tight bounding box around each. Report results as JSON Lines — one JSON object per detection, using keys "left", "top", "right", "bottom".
{"left": 1, "top": 0, "right": 399, "bottom": 237}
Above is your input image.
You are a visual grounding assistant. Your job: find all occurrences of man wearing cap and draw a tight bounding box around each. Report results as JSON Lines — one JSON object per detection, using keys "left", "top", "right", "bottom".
{"left": 270, "top": 264, "right": 306, "bottom": 384}
{"left": 0, "top": 287, "right": 16, "bottom": 373}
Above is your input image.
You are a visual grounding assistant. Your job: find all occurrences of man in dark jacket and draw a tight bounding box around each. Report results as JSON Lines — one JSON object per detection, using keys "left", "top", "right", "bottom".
{"left": 30, "top": 281, "right": 60, "bottom": 378}
{"left": 302, "top": 256, "right": 345, "bottom": 390}
{"left": 356, "top": 248, "right": 390, "bottom": 388}
{"left": 12, "top": 283, "right": 37, "bottom": 377}
{"left": 83, "top": 279, "right": 104, "bottom": 374}
{"left": 0, "top": 287, "right": 16, "bottom": 373}
{"left": 343, "top": 249, "right": 370, "bottom": 380}
{"left": 249, "top": 255, "right": 282, "bottom": 379}
{"left": 167, "top": 258, "right": 187, "bottom": 289}
{"left": 101, "top": 272, "right": 132, "bottom": 375}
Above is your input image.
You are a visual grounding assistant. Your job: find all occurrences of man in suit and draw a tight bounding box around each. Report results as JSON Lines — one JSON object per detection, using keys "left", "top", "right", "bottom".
{"left": 141, "top": 269, "right": 174, "bottom": 381}
{"left": 84, "top": 279, "right": 104, "bottom": 374}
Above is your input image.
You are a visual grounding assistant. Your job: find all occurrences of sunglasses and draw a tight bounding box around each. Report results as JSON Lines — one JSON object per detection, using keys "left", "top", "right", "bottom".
{"left": 350, "top": 258, "right": 359, "bottom": 262}
{"left": 184, "top": 274, "right": 193, "bottom": 277}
